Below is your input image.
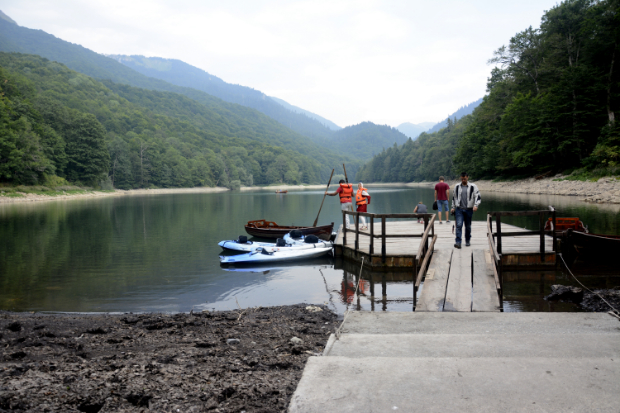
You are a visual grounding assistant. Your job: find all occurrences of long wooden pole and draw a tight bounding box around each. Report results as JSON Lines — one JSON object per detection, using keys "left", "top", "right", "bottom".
{"left": 313, "top": 169, "right": 335, "bottom": 227}
{"left": 343, "top": 163, "right": 349, "bottom": 183}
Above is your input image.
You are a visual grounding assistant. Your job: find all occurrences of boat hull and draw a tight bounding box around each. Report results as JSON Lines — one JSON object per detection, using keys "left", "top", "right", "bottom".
{"left": 220, "top": 244, "right": 332, "bottom": 264}
{"left": 244, "top": 220, "right": 333, "bottom": 240}
{"left": 566, "top": 229, "right": 620, "bottom": 260}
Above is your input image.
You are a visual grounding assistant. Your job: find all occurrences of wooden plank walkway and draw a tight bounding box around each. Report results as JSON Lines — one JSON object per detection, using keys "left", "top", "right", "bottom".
{"left": 334, "top": 218, "right": 550, "bottom": 311}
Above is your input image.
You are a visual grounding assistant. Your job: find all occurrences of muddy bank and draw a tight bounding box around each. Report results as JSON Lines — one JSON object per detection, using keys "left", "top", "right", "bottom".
{"left": 0, "top": 305, "right": 337, "bottom": 412}
{"left": 405, "top": 176, "right": 620, "bottom": 204}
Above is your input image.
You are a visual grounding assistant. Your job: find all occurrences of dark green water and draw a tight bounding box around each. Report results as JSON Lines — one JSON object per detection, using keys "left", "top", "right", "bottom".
{"left": 1, "top": 185, "right": 618, "bottom": 313}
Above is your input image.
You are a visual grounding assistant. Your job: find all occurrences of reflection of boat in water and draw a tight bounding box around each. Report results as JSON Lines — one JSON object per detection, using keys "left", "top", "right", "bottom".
{"left": 221, "top": 260, "right": 334, "bottom": 273}
{"left": 244, "top": 220, "right": 333, "bottom": 240}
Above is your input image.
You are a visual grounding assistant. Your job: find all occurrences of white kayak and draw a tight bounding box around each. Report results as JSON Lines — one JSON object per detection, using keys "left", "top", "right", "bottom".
{"left": 219, "top": 231, "right": 321, "bottom": 252}
{"left": 218, "top": 237, "right": 277, "bottom": 252}
{"left": 220, "top": 238, "right": 333, "bottom": 264}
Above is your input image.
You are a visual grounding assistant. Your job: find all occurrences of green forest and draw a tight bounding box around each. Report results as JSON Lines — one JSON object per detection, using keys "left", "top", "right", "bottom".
{"left": 358, "top": 0, "right": 619, "bottom": 182}
{"left": 0, "top": 53, "right": 359, "bottom": 189}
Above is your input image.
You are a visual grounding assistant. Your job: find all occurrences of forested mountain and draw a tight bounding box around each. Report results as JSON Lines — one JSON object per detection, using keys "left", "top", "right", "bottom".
{"left": 0, "top": 53, "right": 359, "bottom": 188}
{"left": 358, "top": 0, "right": 619, "bottom": 182}
{"left": 0, "top": 17, "right": 337, "bottom": 145}
{"left": 356, "top": 117, "right": 469, "bottom": 182}
{"left": 396, "top": 122, "right": 435, "bottom": 140}
{"left": 324, "top": 122, "right": 409, "bottom": 160}
{"left": 106, "top": 54, "right": 339, "bottom": 139}
{"left": 426, "top": 98, "right": 483, "bottom": 134}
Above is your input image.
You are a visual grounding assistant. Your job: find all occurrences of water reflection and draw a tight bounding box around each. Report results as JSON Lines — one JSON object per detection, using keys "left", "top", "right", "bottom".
{"left": 0, "top": 186, "right": 617, "bottom": 314}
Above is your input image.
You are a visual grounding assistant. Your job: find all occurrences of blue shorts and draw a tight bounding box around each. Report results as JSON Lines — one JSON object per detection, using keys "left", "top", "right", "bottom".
{"left": 437, "top": 200, "right": 449, "bottom": 212}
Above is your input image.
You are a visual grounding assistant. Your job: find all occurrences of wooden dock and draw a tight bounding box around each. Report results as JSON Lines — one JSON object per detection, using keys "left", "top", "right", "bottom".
{"left": 334, "top": 220, "right": 555, "bottom": 270}
{"left": 334, "top": 211, "right": 558, "bottom": 312}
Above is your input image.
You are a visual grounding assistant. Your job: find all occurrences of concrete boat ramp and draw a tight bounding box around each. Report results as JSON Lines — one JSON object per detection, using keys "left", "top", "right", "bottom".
{"left": 289, "top": 312, "right": 620, "bottom": 412}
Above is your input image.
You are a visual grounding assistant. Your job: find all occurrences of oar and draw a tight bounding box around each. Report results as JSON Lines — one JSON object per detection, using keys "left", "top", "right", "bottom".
{"left": 343, "top": 163, "right": 349, "bottom": 183}
{"left": 313, "top": 169, "right": 335, "bottom": 227}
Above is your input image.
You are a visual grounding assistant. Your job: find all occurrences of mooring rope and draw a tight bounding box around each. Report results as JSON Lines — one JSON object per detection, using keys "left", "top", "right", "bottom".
{"left": 558, "top": 253, "right": 620, "bottom": 320}
{"left": 334, "top": 256, "right": 364, "bottom": 340}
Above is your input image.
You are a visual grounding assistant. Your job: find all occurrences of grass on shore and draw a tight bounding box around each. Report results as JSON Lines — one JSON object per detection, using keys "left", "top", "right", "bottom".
{"left": 0, "top": 185, "right": 112, "bottom": 198}
{"left": 553, "top": 166, "right": 620, "bottom": 182}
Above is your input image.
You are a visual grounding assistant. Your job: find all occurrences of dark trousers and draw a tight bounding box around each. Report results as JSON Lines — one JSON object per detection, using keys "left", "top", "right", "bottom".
{"left": 455, "top": 208, "right": 474, "bottom": 245}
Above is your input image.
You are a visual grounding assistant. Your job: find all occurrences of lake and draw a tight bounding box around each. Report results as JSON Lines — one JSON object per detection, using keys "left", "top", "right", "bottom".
{"left": 1, "top": 185, "right": 619, "bottom": 314}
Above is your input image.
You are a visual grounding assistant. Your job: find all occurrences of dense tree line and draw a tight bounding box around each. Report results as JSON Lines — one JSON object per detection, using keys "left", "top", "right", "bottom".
{"left": 360, "top": 0, "right": 619, "bottom": 182}
{"left": 0, "top": 53, "right": 357, "bottom": 188}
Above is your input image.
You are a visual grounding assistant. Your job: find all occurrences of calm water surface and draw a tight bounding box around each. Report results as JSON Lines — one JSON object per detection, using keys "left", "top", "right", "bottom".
{"left": 1, "top": 185, "right": 619, "bottom": 314}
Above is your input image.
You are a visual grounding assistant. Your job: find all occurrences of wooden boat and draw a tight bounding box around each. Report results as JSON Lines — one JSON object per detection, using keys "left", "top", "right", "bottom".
{"left": 543, "top": 217, "right": 588, "bottom": 235}
{"left": 275, "top": 190, "right": 288, "bottom": 194}
{"left": 245, "top": 220, "right": 333, "bottom": 240}
{"left": 566, "top": 229, "right": 620, "bottom": 258}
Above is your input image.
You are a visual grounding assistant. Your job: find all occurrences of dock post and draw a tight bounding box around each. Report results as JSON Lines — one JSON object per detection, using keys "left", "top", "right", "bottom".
{"left": 370, "top": 215, "right": 374, "bottom": 255}
{"left": 369, "top": 271, "right": 375, "bottom": 312}
{"left": 551, "top": 206, "right": 557, "bottom": 253}
{"left": 343, "top": 211, "right": 347, "bottom": 246}
{"left": 355, "top": 212, "right": 359, "bottom": 251}
{"left": 381, "top": 217, "right": 386, "bottom": 263}
{"left": 381, "top": 275, "right": 387, "bottom": 311}
{"left": 496, "top": 215, "right": 502, "bottom": 254}
{"left": 424, "top": 216, "right": 429, "bottom": 255}
{"left": 539, "top": 213, "right": 545, "bottom": 262}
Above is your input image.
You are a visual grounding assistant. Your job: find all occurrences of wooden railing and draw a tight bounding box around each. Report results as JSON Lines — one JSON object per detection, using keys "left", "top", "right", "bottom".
{"left": 341, "top": 211, "right": 435, "bottom": 262}
{"left": 341, "top": 211, "right": 436, "bottom": 306}
{"left": 486, "top": 206, "right": 557, "bottom": 294}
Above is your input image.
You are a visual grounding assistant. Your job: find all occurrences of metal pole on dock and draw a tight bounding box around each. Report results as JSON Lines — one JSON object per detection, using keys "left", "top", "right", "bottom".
{"left": 496, "top": 215, "right": 502, "bottom": 255}
{"left": 343, "top": 211, "right": 347, "bottom": 246}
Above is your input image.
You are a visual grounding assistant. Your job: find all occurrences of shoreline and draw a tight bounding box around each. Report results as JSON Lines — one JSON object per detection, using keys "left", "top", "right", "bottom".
{"left": 2, "top": 176, "right": 619, "bottom": 205}
{"left": 0, "top": 305, "right": 337, "bottom": 412}
{"left": 404, "top": 176, "right": 620, "bottom": 204}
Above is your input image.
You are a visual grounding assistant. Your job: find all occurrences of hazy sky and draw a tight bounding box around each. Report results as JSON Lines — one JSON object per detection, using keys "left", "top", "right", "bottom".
{"left": 1, "top": 0, "right": 560, "bottom": 128}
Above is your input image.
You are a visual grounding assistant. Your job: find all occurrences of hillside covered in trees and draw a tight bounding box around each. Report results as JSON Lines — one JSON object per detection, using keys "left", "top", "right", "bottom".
{"left": 359, "top": 0, "right": 619, "bottom": 182}
{"left": 0, "top": 53, "right": 359, "bottom": 188}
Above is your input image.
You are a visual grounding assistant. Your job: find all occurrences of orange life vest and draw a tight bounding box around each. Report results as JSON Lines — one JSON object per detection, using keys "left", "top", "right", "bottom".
{"left": 356, "top": 188, "right": 368, "bottom": 205}
{"left": 339, "top": 183, "right": 353, "bottom": 203}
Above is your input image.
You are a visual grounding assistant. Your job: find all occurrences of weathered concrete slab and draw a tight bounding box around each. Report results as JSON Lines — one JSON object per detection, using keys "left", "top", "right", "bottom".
{"left": 416, "top": 249, "right": 452, "bottom": 311}
{"left": 443, "top": 248, "right": 472, "bottom": 311}
{"left": 289, "top": 356, "right": 620, "bottom": 413}
{"left": 338, "top": 312, "right": 620, "bottom": 335}
{"left": 472, "top": 249, "right": 501, "bottom": 311}
{"left": 326, "top": 333, "right": 620, "bottom": 358}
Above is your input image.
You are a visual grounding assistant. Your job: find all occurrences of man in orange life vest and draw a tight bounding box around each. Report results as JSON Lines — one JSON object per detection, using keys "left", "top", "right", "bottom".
{"left": 325, "top": 179, "right": 354, "bottom": 229}
{"left": 355, "top": 182, "right": 371, "bottom": 230}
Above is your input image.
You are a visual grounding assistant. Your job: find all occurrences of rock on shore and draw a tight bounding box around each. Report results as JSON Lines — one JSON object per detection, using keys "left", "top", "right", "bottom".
{"left": 0, "top": 305, "right": 337, "bottom": 412}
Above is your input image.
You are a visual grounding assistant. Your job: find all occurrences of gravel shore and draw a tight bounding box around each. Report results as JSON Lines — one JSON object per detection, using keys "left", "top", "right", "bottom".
{"left": 0, "top": 305, "right": 337, "bottom": 412}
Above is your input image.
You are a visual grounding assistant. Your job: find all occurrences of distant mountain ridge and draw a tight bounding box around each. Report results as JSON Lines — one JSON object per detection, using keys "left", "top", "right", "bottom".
{"left": 426, "top": 98, "right": 483, "bottom": 134}
{"left": 396, "top": 122, "right": 436, "bottom": 140}
{"left": 105, "top": 54, "right": 339, "bottom": 140}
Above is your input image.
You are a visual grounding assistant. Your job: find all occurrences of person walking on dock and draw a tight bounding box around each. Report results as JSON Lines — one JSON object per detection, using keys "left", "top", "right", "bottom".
{"left": 450, "top": 172, "right": 481, "bottom": 248}
{"left": 434, "top": 176, "right": 450, "bottom": 224}
{"left": 413, "top": 201, "right": 427, "bottom": 223}
{"left": 355, "top": 183, "right": 371, "bottom": 230}
{"left": 326, "top": 180, "right": 354, "bottom": 229}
